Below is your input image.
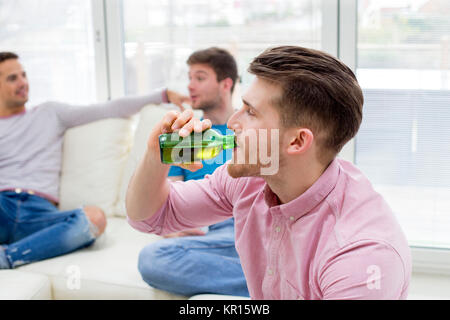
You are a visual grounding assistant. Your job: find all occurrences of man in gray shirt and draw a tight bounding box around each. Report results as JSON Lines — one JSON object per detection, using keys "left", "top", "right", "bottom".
{"left": 0, "top": 52, "right": 188, "bottom": 269}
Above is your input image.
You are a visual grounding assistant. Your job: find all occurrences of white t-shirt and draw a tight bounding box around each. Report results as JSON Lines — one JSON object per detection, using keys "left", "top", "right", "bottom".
{"left": 0, "top": 89, "right": 165, "bottom": 202}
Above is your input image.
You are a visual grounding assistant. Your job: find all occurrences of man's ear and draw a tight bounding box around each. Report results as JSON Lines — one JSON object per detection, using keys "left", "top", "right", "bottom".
{"left": 286, "top": 128, "right": 314, "bottom": 155}
{"left": 220, "top": 78, "right": 234, "bottom": 93}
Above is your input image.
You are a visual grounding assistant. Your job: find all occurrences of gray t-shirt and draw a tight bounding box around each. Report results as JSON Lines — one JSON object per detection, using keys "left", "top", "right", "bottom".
{"left": 0, "top": 89, "right": 165, "bottom": 202}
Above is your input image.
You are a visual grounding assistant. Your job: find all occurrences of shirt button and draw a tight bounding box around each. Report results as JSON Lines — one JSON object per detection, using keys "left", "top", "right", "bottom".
{"left": 275, "top": 226, "right": 281, "bottom": 232}
{"left": 267, "top": 269, "right": 274, "bottom": 276}
{"left": 290, "top": 216, "right": 295, "bottom": 221}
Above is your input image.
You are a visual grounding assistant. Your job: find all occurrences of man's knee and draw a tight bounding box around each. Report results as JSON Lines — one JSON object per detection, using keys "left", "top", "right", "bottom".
{"left": 83, "top": 206, "right": 107, "bottom": 237}
{"left": 138, "top": 243, "right": 164, "bottom": 280}
{"left": 138, "top": 240, "right": 183, "bottom": 283}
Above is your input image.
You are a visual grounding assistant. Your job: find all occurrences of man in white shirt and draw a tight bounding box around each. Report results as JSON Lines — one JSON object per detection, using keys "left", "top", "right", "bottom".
{"left": 0, "top": 51, "right": 188, "bottom": 269}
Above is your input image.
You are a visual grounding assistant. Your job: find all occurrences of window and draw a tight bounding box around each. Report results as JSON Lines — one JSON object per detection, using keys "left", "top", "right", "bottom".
{"left": 355, "top": 0, "right": 450, "bottom": 248}
{"left": 3, "top": 0, "right": 449, "bottom": 259}
{"left": 121, "top": 0, "right": 322, "bottom": 98}
{"left": 0, "top": 0, "right": 98, "bottom": 107}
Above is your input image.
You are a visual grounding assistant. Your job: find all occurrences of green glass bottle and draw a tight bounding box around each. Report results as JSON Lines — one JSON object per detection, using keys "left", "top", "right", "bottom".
{"left": 159, "top": 129, "right": 235, "bottom": 164}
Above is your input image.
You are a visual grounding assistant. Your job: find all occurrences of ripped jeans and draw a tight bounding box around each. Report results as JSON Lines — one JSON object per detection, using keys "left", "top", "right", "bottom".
{"left": 0, "top": 191, "right": 96, "bottom": 268}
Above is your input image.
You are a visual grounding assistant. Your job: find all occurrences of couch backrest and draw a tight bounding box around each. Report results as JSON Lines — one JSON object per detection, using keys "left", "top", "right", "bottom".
{"left": 59, "top": 117, "right": 134, "bottom": 217}
{"left": 59, "top": 104, "right": 178, "bottom": 217}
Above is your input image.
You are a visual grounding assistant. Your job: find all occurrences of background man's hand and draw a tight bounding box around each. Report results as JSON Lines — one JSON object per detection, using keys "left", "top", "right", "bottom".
{"left": 166, "top": 89, "right": 191, "bottom": 111}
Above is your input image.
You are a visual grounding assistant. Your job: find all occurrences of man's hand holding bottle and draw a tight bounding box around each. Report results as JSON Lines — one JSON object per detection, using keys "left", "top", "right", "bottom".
{"left": 147, "top": 107, "right": 213, "bottom": 172}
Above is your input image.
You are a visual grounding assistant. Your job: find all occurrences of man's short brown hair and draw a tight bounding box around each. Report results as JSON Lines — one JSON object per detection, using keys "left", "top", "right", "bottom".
{"left": 0, "top": 52, "right": 19, "bottom": 64}
{"left": 248, "top": 46, "right": 364, "bottom": 164}
{"left": 187, "top": 47, "right": 239, "bottom": 93}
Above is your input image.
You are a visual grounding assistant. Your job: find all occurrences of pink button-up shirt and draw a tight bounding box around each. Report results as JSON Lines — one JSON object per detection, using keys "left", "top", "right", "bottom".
{"left": 128, "top": 158, "right": 411, "bottom": 299}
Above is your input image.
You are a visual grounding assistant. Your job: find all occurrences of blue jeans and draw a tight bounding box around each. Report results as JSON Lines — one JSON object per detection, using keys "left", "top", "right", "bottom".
{"left": 0, "top": 191, "right": 96, "bottom": 268}
{"left": 138, "top": 218, "right": 249, "bottom": 297}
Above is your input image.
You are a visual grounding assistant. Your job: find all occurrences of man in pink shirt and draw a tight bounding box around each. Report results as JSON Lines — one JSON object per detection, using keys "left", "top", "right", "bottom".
{"left": 126, "top": 46, "right": 412, "bottom": 299}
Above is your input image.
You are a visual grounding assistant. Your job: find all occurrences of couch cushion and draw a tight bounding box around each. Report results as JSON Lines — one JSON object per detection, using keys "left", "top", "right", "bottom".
{"left": 16, "top": 217, "right": 186, "bottom": 300}
{"left": 59, "top": 119, "right": 134, "bottom": 217}
{"left": 0, "top": 270, "right": 52, "bottom": 300}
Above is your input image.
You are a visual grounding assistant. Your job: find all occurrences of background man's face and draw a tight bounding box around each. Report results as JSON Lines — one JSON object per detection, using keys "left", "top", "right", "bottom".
{"left": 0, "top": 59, "right": 29, "bottom": 109}
{"left": 187, "top": 63, "right": 222, "bottom": 111}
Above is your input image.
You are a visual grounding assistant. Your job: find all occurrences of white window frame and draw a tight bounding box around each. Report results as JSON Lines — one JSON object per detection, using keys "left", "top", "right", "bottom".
{"left": 337, "top": 0, "right": 356, "bottom": 163}
{"left": 91, "top": 0, "right": 109, "bottom": 102}
{"left": 337, "top": 0, "right": 450, "bottom": 275}
{"left": 91, "top": 0, "right": 125, "bottom": 101}
{"left": 94, "top": 0, "right": 450, "bottom": 275}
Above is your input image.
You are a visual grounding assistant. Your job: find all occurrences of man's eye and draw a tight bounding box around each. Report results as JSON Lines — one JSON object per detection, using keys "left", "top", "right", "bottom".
{"left": 246, "top": 108, "right": 255, "bottom": 116}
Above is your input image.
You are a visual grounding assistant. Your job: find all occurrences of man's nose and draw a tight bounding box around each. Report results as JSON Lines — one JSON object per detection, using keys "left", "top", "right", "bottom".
{"left": 18, "top": 76, "right": 28, "bottom": 87}
{"left": 227, "top": 110, "right": 242, "bottom": 132}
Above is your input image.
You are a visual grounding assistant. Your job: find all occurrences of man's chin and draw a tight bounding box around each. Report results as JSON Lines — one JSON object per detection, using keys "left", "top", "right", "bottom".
{"left": 8, "top": 100, "right": 27, "bottom": 110}
{"left": 190, "top": 102, "right": 200, "bottom": 109}
{"left": 226, "top": 163, "right": 260, "bottom": 178}
{"left": 192, "top": 100, "right": 216, "bottom": 112}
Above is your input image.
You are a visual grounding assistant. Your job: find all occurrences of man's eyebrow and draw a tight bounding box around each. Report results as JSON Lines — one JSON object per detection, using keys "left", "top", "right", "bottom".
{"left": 193, "top": 70, "right": 208, "bottom": 75}
{"left": 188, "top": 70, "right": 209, "bottom": 78}
{"left": 242, "top": 98, "right": 254, "bottom": 108}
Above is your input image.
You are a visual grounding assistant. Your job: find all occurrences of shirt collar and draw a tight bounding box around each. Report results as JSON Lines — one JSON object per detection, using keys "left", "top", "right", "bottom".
{"left": 0, "top": 109, "right": 26, "bottom": 119}
{"left": 263, "top": 158, "right": 341, "bottom": 220}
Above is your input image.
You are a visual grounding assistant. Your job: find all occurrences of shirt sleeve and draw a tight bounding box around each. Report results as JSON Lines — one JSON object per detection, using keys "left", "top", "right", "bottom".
{"left": 318, "top": 240, "right": 409, "bottom": 300}
{"left": 127, "top": 164, "right": 235, "bottom": 235}
{"left": 54, "top": 88, "right": 167, "bottom": 129}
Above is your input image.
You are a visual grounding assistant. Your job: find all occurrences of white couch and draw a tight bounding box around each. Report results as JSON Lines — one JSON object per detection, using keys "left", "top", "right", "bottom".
{"left": 0, "top": 104, "right": 190, "bottom": 300}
